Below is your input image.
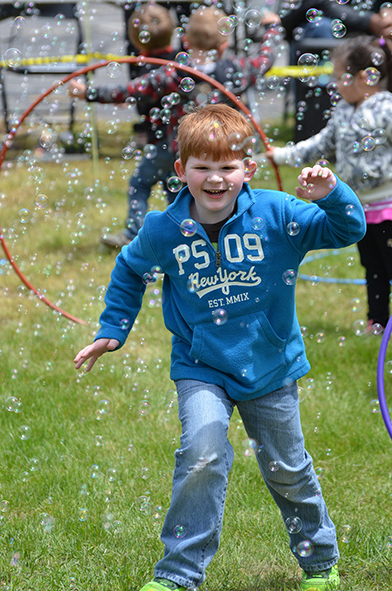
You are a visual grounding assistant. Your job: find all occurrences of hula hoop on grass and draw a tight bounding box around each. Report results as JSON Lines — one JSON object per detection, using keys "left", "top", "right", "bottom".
{"left": 0, "top": 57, "right": 283, "bottom": 324}
{"left": 377, "top": 314, "right": 392, "bottom": 440}
{"left": 298, "top": 248, "right": 366, "bottom": 285}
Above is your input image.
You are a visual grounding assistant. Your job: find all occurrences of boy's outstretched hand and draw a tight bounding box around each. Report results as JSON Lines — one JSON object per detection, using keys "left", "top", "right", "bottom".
{"left": 74, "top": 338, "right": 120, "bottom": 372}
{"left": 295, "top": 165, "right": 336, "bottom": 201}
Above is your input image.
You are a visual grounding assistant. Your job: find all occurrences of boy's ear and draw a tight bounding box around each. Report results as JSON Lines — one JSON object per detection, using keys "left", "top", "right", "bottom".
{"left": 244, "top": 159, "right": 258, "bottom": 182}
{"left": 174, "top": 159, "right": 187, "bottom": 182}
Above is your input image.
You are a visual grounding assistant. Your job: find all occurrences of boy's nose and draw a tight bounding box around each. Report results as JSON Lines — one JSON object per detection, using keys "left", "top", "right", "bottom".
{"left": 207, "top": 172, "right": 223, "bottom": 182}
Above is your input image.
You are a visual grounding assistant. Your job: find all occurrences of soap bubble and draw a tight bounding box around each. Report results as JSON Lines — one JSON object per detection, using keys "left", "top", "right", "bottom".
{"left": 372, "top": 323, "right": 384, "bottom": 335}
{"left": 187, "top": 277, "right": 198, "bottom": 293}
{"left": 175, "top": 26, "right": 184, "bottom": 38}
{"left": 341, "top": 73, "right": 353, "bottom": 86}
{"left": 331, "top": 19, "right": 346, "bottom": 38}
{"left": 34, "top": 194, "right": 49, "bottom": 209}
{"left": 363, "top": 67, "right": 380, "bottom": 86}
{"left": 297, "top": 540, "right": 314, "bottom": 557}
{"left": 5, "top": 396, "right": 22, "bottom": 412}
{"left": 121, "top": 146, "right": 133, "bottom": 160}
{"left": 353, "top": 319, "right": 367, "bottom": 336}
{"left": 341, "top": 524, "right": 351, "bottom": 543}
{"left": 297, "top": 53, "right": 318, "bottom": 75}
{"left": 346, "top": 256, "right": 355, "bottom": 266}
{"left": 374, "top": 128, "right": 386, "bottom": 145}
{"left": 14, "top": 16, "right": 25, "bottom": 28}
{"left": 315, "top": 466, "right": 324, "bottom": 479}
{"left": 4, "top": 48, "right": 22, "bottom": 67}
{"left": 217, "top": 16, "right": 237, "bottom": 35}
{"left": 371, "top": 51, "right": 384, "bottom": 66}
{"left": 41, "top": 513, "right": 55, "bottom": 533}
{"left": 107, "top": 468, "right": 118, "bottom": 482}
{"left": 138, "top": 400, "right": 151, "bottom": 416}
{"left": 370, "top": 399, "right": 380, "bottom": 413}
{"left": 362, "top": 136, "right": 376, "bottom": 151}
{"left": 89, "top": 464, "right": 102, "bottom": 479}
{"left": 345, "top": 204, "right": 355, "bottom": 215}
{"left": 79, "top": 508, "right": 89, "bottom": 521}
{"left": 142, "top": 272, "right": 157, "bottom": 286}
{"left": 212, "top": 308, "right": 228, "bottom": 325}
{"left": 287, "top": 221, "right": 300, "bottom": 236}
{"left": 173, "top": 524, "right": 187, "bottom": 538}
{"left": 120, "top": 318, "right": 130, "bottom": 330}
{"left": 244, "top": 9, "right": 262, "bottom": 28}
{"left": 179, "top": 77, "right": 195, "bottom": 92}
{"left": 228, "top": 132, "right": 243, "bottom": 151}
{"left": 252, "top": 217, "right": 264, "bottom": 231}
{"left": 167, "top": 177, "right": 183, "bottom": 192}
{"left": 18, "top": 425, "right": 31, "bottom": 440}
{"left": 305, "top": 378, "right": 315, "bottom": 390}
{"left": 269, "top": 461, "right": 279, "bottom": 472}
{"left": 175, "top": 52, "right": 190, "bottom": 66}
{"left": 180, "top": 219, "right": 197, "bottom": 237}
{"left": 305, "top": 8, "right": 322, "bottom": 22}
{"left": 285, "top": 516, "right": 303, "bottom": 534}
{"left": 139, "top": 30, "right": 151, "bottom": 44}
{"left": 96, "top": 399, "right": 111, "bottom": 419}
{"left": 106, "top": 62, "right": 122, "bottom": 78}
{"left": 144, "top": 144, "right": 157, "bottom": 159}
{"left": 282, "top": 269, "right": 297, "bottom": 285}
{"left": 18, "top": 208, "right": 30, "bottom": 223}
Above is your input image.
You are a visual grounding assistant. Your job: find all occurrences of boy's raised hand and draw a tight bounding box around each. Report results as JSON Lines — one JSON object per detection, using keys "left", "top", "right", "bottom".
{"left": 295, "top": 165, "right": 336, "bottom": 201}
{"left": 74, "top": 338, "right": 120, "bottom": 373}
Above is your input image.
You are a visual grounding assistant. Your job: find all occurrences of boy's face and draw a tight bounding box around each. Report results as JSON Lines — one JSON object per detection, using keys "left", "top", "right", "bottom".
{"left": 174, "top": 155, "right": 256, "bottom": 224}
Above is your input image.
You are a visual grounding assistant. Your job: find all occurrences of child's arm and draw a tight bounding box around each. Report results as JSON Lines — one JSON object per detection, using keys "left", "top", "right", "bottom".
{"left": 268, "top": 118, "right": 337, "bottom": 169}
{"left": 74, "top": 338, "right": 120, "bottom": 372}
{"left": 295, "top": 165, "right": 336, "bottom": 201}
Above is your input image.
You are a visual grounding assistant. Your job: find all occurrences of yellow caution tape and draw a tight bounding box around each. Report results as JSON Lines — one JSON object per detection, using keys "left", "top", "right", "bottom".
{"left": 0, "top": 53, "right": 335, "bottom": 78}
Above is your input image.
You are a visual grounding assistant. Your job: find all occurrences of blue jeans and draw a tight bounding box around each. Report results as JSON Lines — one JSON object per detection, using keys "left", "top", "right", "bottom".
{"left": 125, "top": 140, "right": 176, "bottom": 240}
{"left": 155, "top": 380, "right": 339, "bottom": 588}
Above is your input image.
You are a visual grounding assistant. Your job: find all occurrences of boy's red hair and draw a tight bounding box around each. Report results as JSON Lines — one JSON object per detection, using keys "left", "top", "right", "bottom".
{"left": 177, "top": 104, "right": 255, "bottom": 166}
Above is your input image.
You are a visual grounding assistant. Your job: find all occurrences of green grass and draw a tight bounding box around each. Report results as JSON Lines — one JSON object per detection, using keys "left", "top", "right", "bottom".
{"left": 0, "top": 129, "right": 392, "bottom": 591}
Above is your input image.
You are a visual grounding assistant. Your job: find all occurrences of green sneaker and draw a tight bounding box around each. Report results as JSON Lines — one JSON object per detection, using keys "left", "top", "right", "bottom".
{"left": 300, "top": 565, "right": 340, "bottom": 590}
{"left": 139, "top": 579, "right": 187, "bottom": 591}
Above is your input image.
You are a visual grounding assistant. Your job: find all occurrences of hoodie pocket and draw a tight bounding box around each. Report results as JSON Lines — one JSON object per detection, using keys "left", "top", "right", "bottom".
{"left": 189, "top": 311, "right": 286, "bottom": 385}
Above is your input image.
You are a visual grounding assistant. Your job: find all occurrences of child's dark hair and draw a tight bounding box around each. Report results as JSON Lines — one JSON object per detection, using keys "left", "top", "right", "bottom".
{"left": 332, "top": 34, "right": 392, "bottom": 92}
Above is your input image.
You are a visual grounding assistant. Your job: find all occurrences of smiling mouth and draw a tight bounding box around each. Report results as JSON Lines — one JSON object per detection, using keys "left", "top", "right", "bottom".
{"left": 204, "top": 189, "right": 225, "bottom": 196}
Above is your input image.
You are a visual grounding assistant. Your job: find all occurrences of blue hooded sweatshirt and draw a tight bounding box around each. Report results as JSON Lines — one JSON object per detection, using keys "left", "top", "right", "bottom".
{"left": 96, "top": 178, "right": 366, "bottom": 400}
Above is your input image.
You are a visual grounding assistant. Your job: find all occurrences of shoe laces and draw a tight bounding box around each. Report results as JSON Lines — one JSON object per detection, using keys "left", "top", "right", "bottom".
{"left": 154, "top": 579, "right": 180, "bottom": 590}
{"left": 304, "top": 569, "right": 331, "bottom": 580}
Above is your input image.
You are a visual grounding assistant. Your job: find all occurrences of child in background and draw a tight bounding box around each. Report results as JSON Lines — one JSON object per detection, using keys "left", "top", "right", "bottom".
{"left": 74, "top": 103, "right": 366, "bottom": 591}
{"left": 126, "top": 3, "right": 177, "bottom": 149}
{"left": 70, "top": 3, "right": 177, "bottom": 249}
{"left": 69, "top": 6, "right": 282, "bottom": 248}
{"left": 269, "top": 34, "right": 392, "bottom": 333}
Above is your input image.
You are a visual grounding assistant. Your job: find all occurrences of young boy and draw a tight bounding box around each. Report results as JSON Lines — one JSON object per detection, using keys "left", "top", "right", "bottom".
{"left": 74, "top": 104, "right": 366, "bottom": 590}
{"left": 69, "top": 7, "right": 282, "bottom": 248}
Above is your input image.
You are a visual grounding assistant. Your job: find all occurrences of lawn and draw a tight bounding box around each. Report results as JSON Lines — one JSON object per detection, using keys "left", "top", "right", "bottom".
{"left": 0, "top": 118, "right": 391, "bottom": 591}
